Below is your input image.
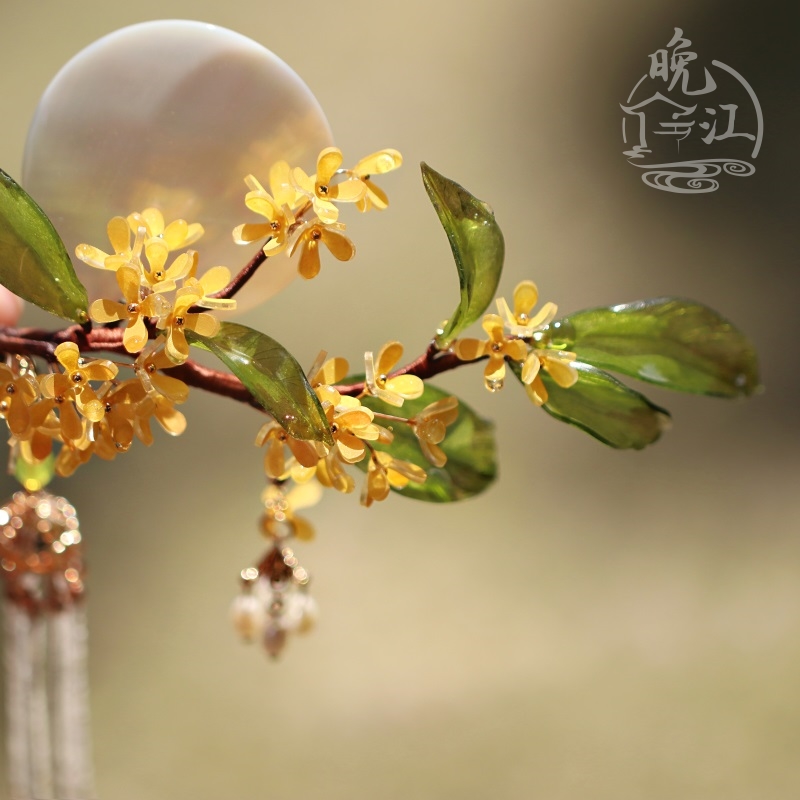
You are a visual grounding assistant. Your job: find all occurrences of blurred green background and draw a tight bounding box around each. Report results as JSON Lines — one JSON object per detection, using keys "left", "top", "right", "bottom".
{"left": 1, "top": 1, "right": 799, "bottom": 798}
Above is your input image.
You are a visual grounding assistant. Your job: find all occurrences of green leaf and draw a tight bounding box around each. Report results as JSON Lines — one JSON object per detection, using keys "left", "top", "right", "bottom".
{"left": 359, "top": 381, "right": 497, "bottom": 502}
{"left": 547, "top": 298, "right": 760, "bottom": 397}
{"left": 188, "top": 322, "right": 331, "bottom": 445}
{"left": 421, "top": 163, "right": 504, "bottom": 349}
{"left": 0, "top": 169, "right": 88, "bottom": 322}
{"left": 14, "top": 453, "right": 55, "bottom": 492}
{"left": 512, "top": 360, "right": 670, "bottom": 449}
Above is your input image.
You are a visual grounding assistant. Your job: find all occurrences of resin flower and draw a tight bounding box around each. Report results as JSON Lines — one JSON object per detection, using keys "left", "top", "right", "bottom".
{"left": 126, "top": 208, "right": 204, "bottom": 251}
{"left": 162, "top": 286, "right": 221, "bottom": 364}
{"left": 0, "top": 364, "right": 39, "bottom": 437}
{"left": 292, "top": 147, "right": 365, "bottom": 223}
{"left": 453, "top": 314, "right": 528, "bottom": 391}
{"left": 233, "top": 174, "right": 296, "bottom": 255}
{"left": 182, "top": 262, "right": 237, "bottom": 311}
{"left": 75, "top": 215, "right": 146, "bottom": 272}
{"left": 39, "top": 343, "right": 118, "bottom": 435}
{"left": 89, "top": 265, "right": 158, "bottom": 353}
{"left": 287, "top": 222, "right": 355, "bottom": 280}
{"left": 361, "top": 451, "right": 426, "bottom": 507}
{"left": 496, "top": 280, "right": 558, "bottom": 339}
{"left": 520, "top": 348, "right": 579, "bottom": 406}
{"left": 351, "top": 149, "right": 403, "bottom": 212}
{"left": 134, "top": 346, "right": 189, "bottom": 403}
{"left": 363, "top": 341, "right": 423, "bottom": 407}
{"left": 412, "top": 396, "right": 459, "bottom": 468}
{"left": 256, "top": 420, "right": 320, "bottom": 480}
{"left": 138, "top": 239, "right": 196, "bottom": 293}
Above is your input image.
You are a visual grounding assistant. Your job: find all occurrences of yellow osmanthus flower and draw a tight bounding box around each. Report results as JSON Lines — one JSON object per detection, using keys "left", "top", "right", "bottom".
{"left": 89, "top": 265, "right": 160, "bottom": 354}
{"left": 233, "top": 173, "right": 297, "bottom": 255}
{"left": 162, "top": 286, "right": 220, "bottom": 364}
{"left": 75, "top": 215, "right": 146, "bottom": 272}
{"left": 39, "top": 344, "right": 118, "bottom": 437}
{"left": 134, "top": 347, "right": 189, "bottom": 403}
{"left": 10, "top": 400, "right": 59, "bottom": 463}
{"left": 361, "top": 450, "right": 426, "bottom": 508}
{"left": 363, "top": 341, "right": 423, "bottom": 407}
{"left": 287, "top": 222, "right": 355, "bottom": 280}
{"left": 454, "top": 314, "right": 528, "bottom": 391}
{"left": 292, "top": 147, "right": 366, "bottom": 223}
{"left": 412, "top": 396, "right": 459, "bottom": 468}
{"left": 126, "top": 208, "right": 204, "bottom": 251}
{"left": 182, "top": 260, "right": 237, "bottom": 311}
{"left": 351, "top": 149, "right": 403, "bottom": 213}
{"left": 496, "top": 280, "right": 558, "bottom": 339}
{"left": 520, "top": 348, "right": 579, "bottom": 406}
{"left": 138, "top": 239, "right": 196, "bottom": 293}
{"left": 256, "top": 420, "right": 320, "bottom": 481}
{"left": 0, "top": 364, "right": 39, "bottom": 438}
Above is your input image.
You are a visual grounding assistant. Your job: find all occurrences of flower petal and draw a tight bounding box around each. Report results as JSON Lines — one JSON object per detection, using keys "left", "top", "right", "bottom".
{"left": 513, "top": 281, "right": 539, "bottom": 317}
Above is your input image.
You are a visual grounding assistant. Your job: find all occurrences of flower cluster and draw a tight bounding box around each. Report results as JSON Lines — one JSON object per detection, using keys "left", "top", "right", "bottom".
{"left": 455, "top": 280, "right": 579, "bottom": 404}
{"left": 77, "top": 208, "right": 235, "bottom": 363}
{"left": 256, "top": 345, "right": 457, "bottom": 508}
{"left": 0, "top": 344, "right": 188, "bottom": 477}
{"left": 233, "top": 147, "right": 402, "bottom": 279}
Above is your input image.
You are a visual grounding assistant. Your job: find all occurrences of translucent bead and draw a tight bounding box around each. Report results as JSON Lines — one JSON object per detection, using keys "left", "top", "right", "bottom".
{"left": 22, "top": 20, "right": 332, "bottom": 312}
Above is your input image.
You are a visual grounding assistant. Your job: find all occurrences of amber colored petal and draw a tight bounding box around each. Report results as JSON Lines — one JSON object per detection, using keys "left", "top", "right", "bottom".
{"left": 336, "top": 431, "right": 367, "bottom": 464}
{"left": 543, "top": 354, "right": 579, "bottom": 388}
{"left": 385, "top": 374, "right": 424, "bottom": 399}
{"left": 82, "top": 358, "right": 118, "bottom": 382}
{"left": 245, "top": 192, "right": 279, "bottom": 219}
{"left": 329, "top": 179, "right": 365, "bottom": 203}
{"left": 419, "top": 396, "right": 459, "bottom": 426}
{"left": 122, "top": 315, "right": 148, "bottom": 354}
{"left": 453, "top": 338, "right": 487, "bottom": 362}
{"left": 317, "top": 147, "right": 344, "bottom": 184}
{"left": 297, "top": 240, "right": 321, "bottom": 280}
{"left": 150, "top": 370, "right": 189, "bottom": 403}
{"left": 321, "top": 228, "right": 355, "bottom": 262}
{"left": 521, "top": 352, "right": 541, "bottom": 384}
{"left": 513, "top": 281, "right": 539, "bottom": 318}
{"left": 139, "top": 208, "right": 165, "bottom": 237}
{"left": 75, "top": 244, "right": 112, "bottom": 270}
{"left": 186, "top": 311, "right": 220, "bottom": 339}
{"left": 376, "top": 341, "right": 404, "bottom": 376}
{"left": 144, "top": 237, "right": 169, "bottom": 276}
{"left": 38, "top": 374, "right": 58, "bottom": 400}
{"left": 355, "top": 149, "right": 403, "bottom": 175}
{"left": 165, "top": 326, "right": 189, "bottom": 364}
{"left": 107, "top": 216, "right": 130, "bottom": 255}
{"left": 264, "top": 434, "right": 287, "bottom": 478}
{"left": 154, "top": 401, "right": 186, "bottom": 436}
{"left": 90, "top": 298, "right": 125, "bottom": 324}
{"left": 504, "top": 339, "right": 528, "bottom": 363}
{"left": 116, "top": 264, "right": 142, "bottom": 303}
{"left": 420, "top": 438, "right": 447, "bottom": 468}
{"left": 525, "top": 375, "right": 549, "bottom": 406}
{"left": 495, "top": 296, "right": 515, "bottom": 327}
{"left": 58, "top": 400, "right": 84, "bottom": 441}
{"left": 134, "top": 414, "right": 154, "bottom": 446}
{"left": 165, "top": 252, "right": 195, "bottom": 283}
{"left": 383, "top": 454, "right": 426, "bottom": 484}
{"left": 6, "top": 395, "right": 31, "bottom": 438}
{"left": 312, "top": 356, "right": 349, "bottom": 387}
{"left": 162, "top": 219, "right": 191, "bottom": 249}
{"left": 291, "top": 166, "right": 314, "bottom": 196}
{"left": 286, "top": 437, "right": 320, "bottom": 469}
{"left": 198, "top": 266, "right": 232, "bottom": 296}
{"left": 233, "top": 222, "right": 272, "bottom": 245}
{"left": 527, "top": 301, "right": 558, "bottom": 330}
{"left": 317, "top": 452, "right": 355, "bottom": 493}
{"left": 269, "top": 161, "right": 299, "bottom": 208}
{"left": 336, "top": 407, "right": 374, "bottom": 430}
{"left": 54, "top": 342, "right": 81, "bottom": 372}
{"left": 363, "top": 179, "right": 389, "bottom": 210}
{"left": 313, "top": 198, "right": 339, "bottom": 224}
{"left": 75, "top": 388, "right": 105, "bottom": 423}
{"left": 484, "top": 356, "right": 506, "bottom": 384}
{"left": 292, "top": 516, "right": 315, "bottom": 542}
{"left": 482, "top": 314, "right": 505, "bottom": 341}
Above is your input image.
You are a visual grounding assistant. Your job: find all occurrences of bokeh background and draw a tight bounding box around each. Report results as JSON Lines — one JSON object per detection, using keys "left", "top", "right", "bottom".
{"left": 1, "top": 1, "right": 799, "bottom": 798}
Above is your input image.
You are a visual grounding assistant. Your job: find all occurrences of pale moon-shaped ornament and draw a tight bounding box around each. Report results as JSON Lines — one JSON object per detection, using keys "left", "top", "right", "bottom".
{"left": 22, "top": 20, "right": 333, "bottom": 312}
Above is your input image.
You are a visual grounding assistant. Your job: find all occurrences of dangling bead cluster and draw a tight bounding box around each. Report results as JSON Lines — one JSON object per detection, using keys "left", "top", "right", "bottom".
{"left": 0, "top": 490, "right": 85, "bottom": 613}
{"left": 230, "top": 485, "right": 317, "bottom": 658}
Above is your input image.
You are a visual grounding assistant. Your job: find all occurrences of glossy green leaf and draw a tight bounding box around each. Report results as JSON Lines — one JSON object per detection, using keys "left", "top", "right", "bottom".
{"left": 421, "top": 163, "right": 504, "bottom": 349}
{"left": 358, "top": 381, "right": 497, "bottom": 502}
{"left": 188, "top": 322, "right": 331, "bottom": 445}
{"left": 0, "top": 169, "right": 88, "bottom": 322}
{"left": 547, "top": 298, "right": 759, "bottom": 397}
{"left": 512, "top": 360, "right": 670, "bottom": 449}
{"left": 14, "top": 453, "right": 55, "bottom": 492}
